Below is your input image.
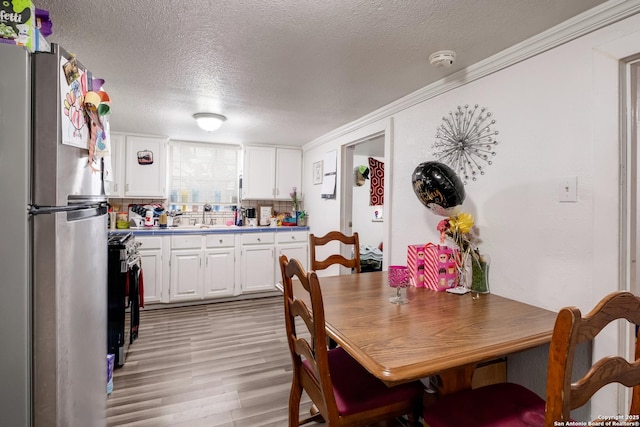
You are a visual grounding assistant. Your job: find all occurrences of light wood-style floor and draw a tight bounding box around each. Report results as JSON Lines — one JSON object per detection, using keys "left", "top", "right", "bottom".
{"left": 106, "top": 297, "right": 409, "bottom": 427}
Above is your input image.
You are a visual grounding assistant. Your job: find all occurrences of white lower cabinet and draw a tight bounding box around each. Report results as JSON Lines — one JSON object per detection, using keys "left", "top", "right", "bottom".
{"left": 203, "top": 234, "right": 236, "bottom": 298}
{"left": 275, "top": 231, "right": 309, "bottom": 283}
{"left": 169, "top": 235, "right": 202, "bottom": 302}
{"left": 169, "top": 234, "right": 237, "bottom": 302}
{"left": 145, "top": 231, "right": 302, "bottom": 304}
{"left": 136, "top": 235, "right": 166, "bottom": 305}
{"left": 240, "top": 233, "right": 276, "bottom": 292}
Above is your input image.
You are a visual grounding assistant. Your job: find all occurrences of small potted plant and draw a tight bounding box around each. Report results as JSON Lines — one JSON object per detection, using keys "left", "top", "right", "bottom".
{"left": 297, "top": 210, "right": 307, "bottom": 226}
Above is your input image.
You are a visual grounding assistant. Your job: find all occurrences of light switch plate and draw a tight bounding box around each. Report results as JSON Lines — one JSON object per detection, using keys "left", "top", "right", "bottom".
{"left": 558, "top": 176, "right": 578, "bottom": 202}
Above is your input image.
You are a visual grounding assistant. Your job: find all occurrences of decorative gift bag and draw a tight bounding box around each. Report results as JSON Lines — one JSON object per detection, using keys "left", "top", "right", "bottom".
{"left": 423, "top": 243, "right": 458, "bottom": 291}
{"left": 407, "top": 244, "right": 427, "bottom": 287}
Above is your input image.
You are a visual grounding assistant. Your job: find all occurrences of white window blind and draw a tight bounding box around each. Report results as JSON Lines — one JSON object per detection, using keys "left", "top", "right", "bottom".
{"left": 169, "top": 140, "right": 240, "bottom": 205}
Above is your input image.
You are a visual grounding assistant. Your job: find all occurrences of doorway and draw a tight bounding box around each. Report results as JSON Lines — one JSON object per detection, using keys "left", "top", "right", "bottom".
{"left": 341, "top": 128, "right": 390, "bottom": 272}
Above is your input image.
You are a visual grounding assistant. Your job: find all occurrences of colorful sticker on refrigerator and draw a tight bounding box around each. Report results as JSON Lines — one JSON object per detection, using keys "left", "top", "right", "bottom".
{"left": 60, "top": 56, "right": 89, "bottom": 149}
{"left": 62, "top": 57, "right": 80, "bottom": 85}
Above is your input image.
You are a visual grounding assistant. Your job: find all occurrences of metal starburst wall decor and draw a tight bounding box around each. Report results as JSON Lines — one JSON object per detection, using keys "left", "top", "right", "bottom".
{"left": 431, "top": 104, "right": 499, "bottom": 184}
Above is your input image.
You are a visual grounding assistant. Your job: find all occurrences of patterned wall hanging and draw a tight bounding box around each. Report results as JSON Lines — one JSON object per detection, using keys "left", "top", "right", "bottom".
{"left": 368, "top": 157, "right": 384, "bottom": 206}
{"left": 431, "top": 104, "right": 499, "bottom": 184}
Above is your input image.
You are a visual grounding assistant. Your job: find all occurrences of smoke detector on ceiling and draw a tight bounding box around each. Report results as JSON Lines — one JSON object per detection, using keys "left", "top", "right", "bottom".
{"left": 429, "top": 50, "right": 456, "bottom": 68}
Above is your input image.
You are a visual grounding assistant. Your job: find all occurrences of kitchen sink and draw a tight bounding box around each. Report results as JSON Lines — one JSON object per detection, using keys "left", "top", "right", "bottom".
{"left": 175, "top": 224, "right": 238, "bottom": 229}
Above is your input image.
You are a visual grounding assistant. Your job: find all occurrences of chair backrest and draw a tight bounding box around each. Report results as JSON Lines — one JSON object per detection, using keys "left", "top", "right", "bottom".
{"left": 309, "top": 231, "right": 361, "bottom": 273}
{"left": 279, "top": 255, "right": 340, "bottom": 418}
{"left": 545, "top": 291, "right": 640, "bottom": 424}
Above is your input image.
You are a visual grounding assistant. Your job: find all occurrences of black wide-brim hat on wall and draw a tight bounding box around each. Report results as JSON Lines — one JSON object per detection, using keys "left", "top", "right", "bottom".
{"left": 411, "top": 161, "right": 465, "bottom": 216}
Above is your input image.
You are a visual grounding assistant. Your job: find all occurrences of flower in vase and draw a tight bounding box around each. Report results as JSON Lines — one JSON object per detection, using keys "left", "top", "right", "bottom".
{"left": 437, "top": 212, "right": 489, "bottom": 293}
{"left": 438, "top": 212, "right": 475, "bottom": 255}
{"left": 290, "top": 187, "right": 299, "bottom": 212}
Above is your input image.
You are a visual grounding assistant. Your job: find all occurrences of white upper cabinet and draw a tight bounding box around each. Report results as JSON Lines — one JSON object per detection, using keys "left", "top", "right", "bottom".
{"left": 242, "top": 146, "right": 301, "bottom": 200}
{"left": 275, "top": 148, "right": 302, "bottom": 200}
{"left": 123, "top": 135, "right": 168, "bottom": 198}
{"left": 243, "top": 146, "right": 276, "bottom": 199}
{"left": 104, "top": 133, "right": 125, "bottom": 197}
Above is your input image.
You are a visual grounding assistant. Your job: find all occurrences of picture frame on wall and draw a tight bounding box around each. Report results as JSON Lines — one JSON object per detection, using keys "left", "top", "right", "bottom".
{"left": 313, "top": 160, "right": 323, "bottom": 184}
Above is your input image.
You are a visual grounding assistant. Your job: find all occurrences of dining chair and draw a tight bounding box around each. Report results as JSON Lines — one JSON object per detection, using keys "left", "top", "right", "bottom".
{"left": 423, "top": 291, "right": 640, "bottom": 427}
{"left": 309, "top": 231, "right": 361, "bottom": 273}
{"left": 279, "top": 255, "right": 423, "bottom": 426}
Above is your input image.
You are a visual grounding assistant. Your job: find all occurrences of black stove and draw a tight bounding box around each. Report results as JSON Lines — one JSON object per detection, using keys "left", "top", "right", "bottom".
{"left": 107, "top": 232, "right": 141, "bottom": 367}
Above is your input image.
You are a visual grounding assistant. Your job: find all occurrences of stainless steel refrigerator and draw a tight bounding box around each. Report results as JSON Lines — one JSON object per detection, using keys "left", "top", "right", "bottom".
{"left": 0, "top": 43, "right": 108, "bottom": 426}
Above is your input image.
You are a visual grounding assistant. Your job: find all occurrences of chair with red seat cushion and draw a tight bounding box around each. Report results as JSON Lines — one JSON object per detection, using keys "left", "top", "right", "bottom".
{"left": 423, "top": 291, "right": 640, "bottom": 427}
{"left": 423, "top": 382, "right": 545, "bottom": 427}
{"left": 279, "top": 255, "right": 423, "bottom": 426}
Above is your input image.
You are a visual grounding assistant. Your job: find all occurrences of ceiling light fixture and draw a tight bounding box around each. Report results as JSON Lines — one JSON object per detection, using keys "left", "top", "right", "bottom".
{"left": 193, "top": 113, "right": 227, "bottom": 132}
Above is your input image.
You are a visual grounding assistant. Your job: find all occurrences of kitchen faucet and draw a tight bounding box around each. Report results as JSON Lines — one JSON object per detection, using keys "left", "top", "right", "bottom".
{"left": 203, "top": 203, "right": 213, "bottom": 224}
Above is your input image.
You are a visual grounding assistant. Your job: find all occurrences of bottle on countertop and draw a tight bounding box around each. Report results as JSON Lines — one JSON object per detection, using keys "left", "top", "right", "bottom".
{"left": 159, "top": 213, "right": 168, "bottom": 228}
{"left": 144, "top": 210, "right": 154, "bottom": 227}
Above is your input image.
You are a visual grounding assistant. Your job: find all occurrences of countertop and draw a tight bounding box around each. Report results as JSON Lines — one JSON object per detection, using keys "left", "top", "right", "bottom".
{"left": 108, "top": 225, "right": 310, "bottom": 236}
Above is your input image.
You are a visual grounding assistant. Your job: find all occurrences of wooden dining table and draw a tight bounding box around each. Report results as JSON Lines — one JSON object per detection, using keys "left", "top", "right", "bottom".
{"left": 283, "top": 271, "right": 558, "bottom": 392}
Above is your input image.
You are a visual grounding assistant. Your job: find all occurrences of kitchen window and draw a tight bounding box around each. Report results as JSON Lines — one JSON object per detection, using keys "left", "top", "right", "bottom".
{"left": 168, "top": 140, "right": 240, "bottom": 207}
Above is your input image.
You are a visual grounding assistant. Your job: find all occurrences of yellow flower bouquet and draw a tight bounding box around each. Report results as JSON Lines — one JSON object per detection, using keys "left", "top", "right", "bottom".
{"left": 437, "top": 212, "right": 489, "bottom": 294}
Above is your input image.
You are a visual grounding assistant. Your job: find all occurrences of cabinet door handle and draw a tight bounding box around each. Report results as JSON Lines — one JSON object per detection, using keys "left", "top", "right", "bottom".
{"left": 257, "top": 238, "right": 261, "bottom": 242}
{"left": 219, "top": 239, "right": 223, "bottom": 244}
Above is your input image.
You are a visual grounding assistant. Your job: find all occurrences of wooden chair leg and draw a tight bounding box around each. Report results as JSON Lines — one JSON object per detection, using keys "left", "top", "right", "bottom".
{"left": 289, "top": 381, "right": 303, "bottom": 427}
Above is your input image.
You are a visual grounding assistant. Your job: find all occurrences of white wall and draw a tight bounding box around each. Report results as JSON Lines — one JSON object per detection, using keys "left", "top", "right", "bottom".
{"left": 302, "top": 10, "right": 640, "bottom": 418}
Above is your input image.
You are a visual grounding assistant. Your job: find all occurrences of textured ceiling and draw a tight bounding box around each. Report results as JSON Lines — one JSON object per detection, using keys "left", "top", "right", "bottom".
{"left": 35, "top": 0, "right": 606, "bottom": 146}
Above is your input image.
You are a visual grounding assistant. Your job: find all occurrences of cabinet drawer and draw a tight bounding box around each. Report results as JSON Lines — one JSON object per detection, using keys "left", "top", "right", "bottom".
{"left": 276, "top": 231, "right": 308, "bottom": 244}
{"left": 136, "top": 236, "right": 163, "bottom": 250}
{"left": 171, "top": 235, "right": 202, "bottom": 249}
{"left": 205, "top": 234, "right": 235, "bottom": 248}
{"left": 241, "top": 233, "right": 274, "bottom": 245}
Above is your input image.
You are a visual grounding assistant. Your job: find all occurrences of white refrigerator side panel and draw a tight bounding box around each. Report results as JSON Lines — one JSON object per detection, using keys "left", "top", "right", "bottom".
{"left": 0, "top": 44, "right": 31, "bottom": 427}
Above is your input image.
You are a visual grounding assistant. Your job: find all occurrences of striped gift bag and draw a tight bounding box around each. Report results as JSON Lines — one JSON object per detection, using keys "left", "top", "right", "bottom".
{"left": 425, "top": 243, "right": 458, "bottom": 291}
{"left": 407, "top": 244, "right": 427, "bottom": 287}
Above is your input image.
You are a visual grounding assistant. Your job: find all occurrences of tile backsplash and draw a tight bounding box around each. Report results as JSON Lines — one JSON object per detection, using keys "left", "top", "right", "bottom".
{"left": 108, "top": 198, "right": 302, "bottom": 226}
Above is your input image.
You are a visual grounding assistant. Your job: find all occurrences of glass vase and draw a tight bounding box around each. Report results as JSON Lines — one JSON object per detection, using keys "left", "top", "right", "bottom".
{"left": 470, "top": 253, "right": 490, "bottom": 299}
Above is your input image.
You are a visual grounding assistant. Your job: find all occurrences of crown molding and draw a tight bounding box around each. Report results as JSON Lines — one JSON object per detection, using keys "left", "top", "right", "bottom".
{"left": 304, "top": 0, "right": 640, "bottom": 151}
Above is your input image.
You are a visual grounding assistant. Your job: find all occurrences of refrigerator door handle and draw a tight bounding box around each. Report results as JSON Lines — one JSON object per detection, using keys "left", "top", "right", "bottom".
{"left": 29, "top": 202, "right": 108, "bottom": 221}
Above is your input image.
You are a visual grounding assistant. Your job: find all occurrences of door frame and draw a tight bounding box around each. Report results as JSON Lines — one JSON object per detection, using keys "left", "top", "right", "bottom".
{"left": 340, "top": 118, "right": 394, "bottom": 271}
{"left": 622, "top": 56, "right": 640, "bottom": 414}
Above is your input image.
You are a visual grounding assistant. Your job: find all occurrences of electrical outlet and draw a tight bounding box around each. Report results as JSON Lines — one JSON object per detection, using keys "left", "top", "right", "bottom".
{"left": 558, "top": 176, "right": 578, "bottom": 202}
